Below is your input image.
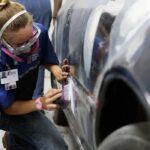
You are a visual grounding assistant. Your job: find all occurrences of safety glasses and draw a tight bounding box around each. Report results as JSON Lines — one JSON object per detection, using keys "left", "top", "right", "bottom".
{"left": 1, "top": 24, "right": 41, "bottom": 55}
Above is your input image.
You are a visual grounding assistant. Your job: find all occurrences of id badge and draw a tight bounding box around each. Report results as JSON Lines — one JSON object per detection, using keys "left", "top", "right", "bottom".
{"left": 5, "top": 82, "right": 17, "bottom": 90}
{"left": 0, "top": 69, "right": 18, "bottom": 90}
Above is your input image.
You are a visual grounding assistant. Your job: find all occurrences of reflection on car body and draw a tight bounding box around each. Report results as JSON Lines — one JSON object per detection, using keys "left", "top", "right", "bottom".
{"left": 89, "top": 12, "right": 115, "bottom": 90}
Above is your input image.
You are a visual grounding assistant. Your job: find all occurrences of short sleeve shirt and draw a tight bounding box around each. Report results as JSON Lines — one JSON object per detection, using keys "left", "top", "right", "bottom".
{"left": 0, "top": 23, "right": 59, "bottom": 109}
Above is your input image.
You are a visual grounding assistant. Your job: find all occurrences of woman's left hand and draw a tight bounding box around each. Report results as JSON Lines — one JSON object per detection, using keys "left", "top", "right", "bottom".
{"left": 41, "top": 89, "right": 62, "bottom": 110}
{"left": 57, "top": 58, "right": 70, "bottom": 83}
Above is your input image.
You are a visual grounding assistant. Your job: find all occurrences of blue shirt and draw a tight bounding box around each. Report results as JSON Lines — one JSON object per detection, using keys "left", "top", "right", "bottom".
{"left": 0, "top": 23, "right": 59, "bottom": 109}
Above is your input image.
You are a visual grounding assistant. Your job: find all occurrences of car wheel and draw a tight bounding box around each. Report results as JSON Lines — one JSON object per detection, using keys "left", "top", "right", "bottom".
{"left": 98, "top": 122, "right": 150, "bottom": 150}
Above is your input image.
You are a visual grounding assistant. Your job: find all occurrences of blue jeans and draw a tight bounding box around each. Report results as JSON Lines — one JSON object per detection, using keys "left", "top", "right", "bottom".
{"left": 0, "top": 111, "right": 68, "bottom": 150}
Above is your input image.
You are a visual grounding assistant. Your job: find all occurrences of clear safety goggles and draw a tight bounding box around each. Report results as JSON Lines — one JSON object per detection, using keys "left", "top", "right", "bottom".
{"left": 1, "top": 24, "right": 41, "bottom": 55}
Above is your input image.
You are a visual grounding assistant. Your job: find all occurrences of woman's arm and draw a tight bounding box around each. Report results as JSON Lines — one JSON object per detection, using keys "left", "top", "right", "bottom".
{"left": 3, "top": 89, "right": 62, "bottom": 115}
{"left": 45, "top": 62, "right": 69, "bottom": 83}
{"left": 3, "top": 100, "right": 37, "bottom": 115}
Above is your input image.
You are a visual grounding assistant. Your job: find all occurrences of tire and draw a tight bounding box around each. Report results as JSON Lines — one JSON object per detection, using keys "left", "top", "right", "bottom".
{"left": 98, "top": 122, "right": 150, "bottom": 150}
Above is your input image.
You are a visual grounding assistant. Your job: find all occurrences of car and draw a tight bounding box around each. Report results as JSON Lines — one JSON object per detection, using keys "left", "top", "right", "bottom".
{"left": 51, "top": 0, "right": 150, "bottom": 149}
{"left": 97, "top": 0, "right": 150, "bottom": 149}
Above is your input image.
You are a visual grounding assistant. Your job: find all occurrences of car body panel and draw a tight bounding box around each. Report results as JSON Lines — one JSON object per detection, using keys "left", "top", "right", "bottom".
{"left": 100, "top": 0, "right": 150, "bottom": 113}
{"left": 93, "top": 1, "right": 150, "bottom": 148}
{"left": 51, "top": 0, "right": 144, "bottom": 149}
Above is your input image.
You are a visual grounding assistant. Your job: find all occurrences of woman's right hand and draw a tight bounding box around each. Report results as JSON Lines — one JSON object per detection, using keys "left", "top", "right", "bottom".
{"left": 41, "top": 89, "right": 62, "bottom": 110}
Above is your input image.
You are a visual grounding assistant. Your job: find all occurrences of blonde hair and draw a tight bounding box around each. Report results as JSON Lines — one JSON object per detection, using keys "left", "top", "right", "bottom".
{"left": 0, "top": 0, "right": 32, "bottom": 39}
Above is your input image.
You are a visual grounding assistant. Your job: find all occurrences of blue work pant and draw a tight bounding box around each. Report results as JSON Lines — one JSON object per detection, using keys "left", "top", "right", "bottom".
{"left": 0, "top": 111, "right": 68, "bottom": 150}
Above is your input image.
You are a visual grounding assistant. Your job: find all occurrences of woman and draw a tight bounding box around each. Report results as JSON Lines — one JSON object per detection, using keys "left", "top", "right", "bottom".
{"left": 0, "top": 0, "right": 68, "bottom": 149}
{"left": 15, "top": 0, "right": 63, "bottom": 101}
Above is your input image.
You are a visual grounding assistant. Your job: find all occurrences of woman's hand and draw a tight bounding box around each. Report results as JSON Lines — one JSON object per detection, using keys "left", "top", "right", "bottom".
{"left": 59, "top": 58, "right": 70, "bottom": 83}
{"left": 46, "top": 58, "right": 70, "bottom": 84}
{"left": 41, "top": 89, "right": 62, "bottom": 110}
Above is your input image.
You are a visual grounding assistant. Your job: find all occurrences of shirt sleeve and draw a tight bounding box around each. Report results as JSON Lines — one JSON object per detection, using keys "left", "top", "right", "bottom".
{"left": 0, "top": 65, "right": 15, "bottom": 109}
{"left": 0, "top": 87, "right": 15, "bottom": 109}
{"left": 37, "top": 23, "right": 59, "bottom": 65}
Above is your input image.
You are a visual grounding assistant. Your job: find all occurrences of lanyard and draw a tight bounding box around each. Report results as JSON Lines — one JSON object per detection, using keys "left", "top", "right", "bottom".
{"left": 1, "top": 40, "right": 39, "bottom": 64}
{"left": 1, "top": 47, "right": 23, "bottom": 63}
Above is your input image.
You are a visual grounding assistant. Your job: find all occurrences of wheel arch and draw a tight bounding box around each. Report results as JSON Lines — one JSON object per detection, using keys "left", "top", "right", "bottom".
{"left": 95, "top": 67, "right": 149, "bottom": 147}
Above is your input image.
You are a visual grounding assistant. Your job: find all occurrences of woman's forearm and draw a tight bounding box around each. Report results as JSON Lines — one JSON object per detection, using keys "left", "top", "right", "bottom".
{"left": 3, "top": 100, "right": 37, "bottom": 115}
{"left": 45, "top": 65, "right": 62, "bottom": 81}
{"left": 3, "top": 88, "right": 62, "bottom": 115}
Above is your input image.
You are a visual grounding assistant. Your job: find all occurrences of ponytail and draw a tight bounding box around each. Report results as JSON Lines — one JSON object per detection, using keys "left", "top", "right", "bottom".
{"left": 0, "top": 0, "right": 10, "bottom": 11}
{"left": 0, "top": 0, "right": 32, "bottom": 39}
